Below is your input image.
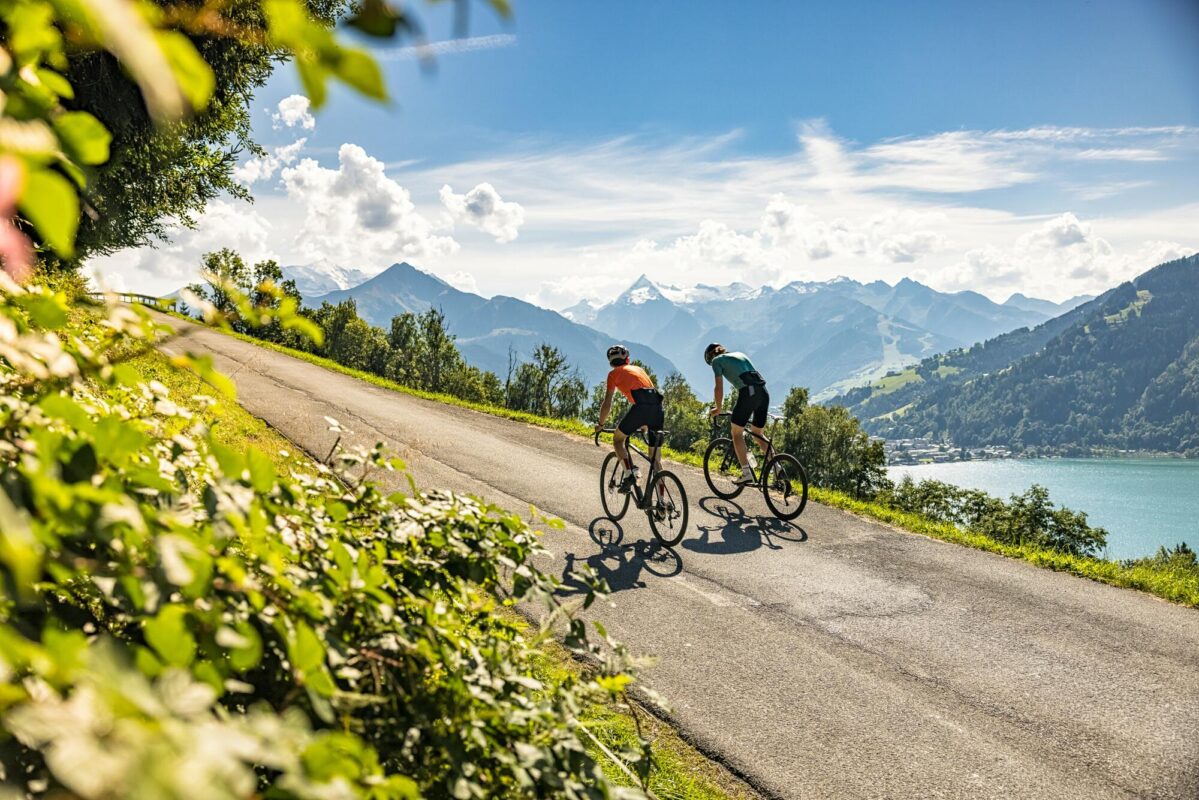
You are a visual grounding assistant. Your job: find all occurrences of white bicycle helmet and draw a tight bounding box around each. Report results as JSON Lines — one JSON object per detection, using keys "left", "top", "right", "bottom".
{"left": 606, "top": 344, "right": 630, "bottom": 366}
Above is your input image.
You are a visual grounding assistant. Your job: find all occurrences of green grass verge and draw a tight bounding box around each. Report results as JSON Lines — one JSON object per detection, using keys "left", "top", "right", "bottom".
{"left": 516, "top": 614, "right": 758, "bottom": 800}
{"left": 160, "top": 313, "right": 1199, "bottom": 609}
{"left": 127, "top": 348, "right": 300, "bottom": 475}
{"left": 140, "top": 321, "right": 758, "bottom": 799}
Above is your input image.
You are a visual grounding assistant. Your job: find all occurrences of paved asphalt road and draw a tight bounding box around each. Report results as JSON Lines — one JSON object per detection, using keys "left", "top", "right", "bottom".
{"left": 157, "top": 316, "right": 1199, "bottom": 800}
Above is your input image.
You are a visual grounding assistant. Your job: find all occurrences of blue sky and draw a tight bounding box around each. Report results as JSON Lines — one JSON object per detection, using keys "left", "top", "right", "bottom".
{"left": 95, "top": 0, "right": 1199, "bottom": 305}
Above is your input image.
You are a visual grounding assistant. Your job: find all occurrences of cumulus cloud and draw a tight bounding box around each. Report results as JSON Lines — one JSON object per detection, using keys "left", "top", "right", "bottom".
{"left": 281, "top": 143, "right": 457, "bottom": 266}
{"left": 443, "top": 270, "right": 478, "bottom": 293}
{"left": 1023, "top": 212, "right": 1093, "bottom": 248}
{"left": 439, "top": 183, "right": 525, "bottom": 242}
{"left": 86, "top": 200, "right": 275, "bottom": 290}
{"left": 234, "top": 138, "right": 307, "bottom": 185}
{"left": 272, "top": 95, "right": 315, "bottom": 130}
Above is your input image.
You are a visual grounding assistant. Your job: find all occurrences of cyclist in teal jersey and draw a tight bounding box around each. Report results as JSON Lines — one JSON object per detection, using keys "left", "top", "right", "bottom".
{"left": 704, "top": 343, "right": 769, "bottom": 484}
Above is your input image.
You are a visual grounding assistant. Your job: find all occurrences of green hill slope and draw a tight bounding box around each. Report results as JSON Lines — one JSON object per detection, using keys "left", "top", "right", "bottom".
{"left": 834, "top": 254, "right": 1199, "bottom": 455}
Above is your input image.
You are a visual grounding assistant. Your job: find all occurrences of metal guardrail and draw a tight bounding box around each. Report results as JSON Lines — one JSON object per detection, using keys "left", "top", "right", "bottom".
{"left": 88, "top": 292, "right": 178, "bottom": 311}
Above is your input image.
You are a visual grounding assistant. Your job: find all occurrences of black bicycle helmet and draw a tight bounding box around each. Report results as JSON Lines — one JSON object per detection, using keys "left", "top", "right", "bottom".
{"left": 606, "top": 344, "right": 630, "bottom": 366}
{"left": 704, "top": 342, "right": 724, "bottom": 365}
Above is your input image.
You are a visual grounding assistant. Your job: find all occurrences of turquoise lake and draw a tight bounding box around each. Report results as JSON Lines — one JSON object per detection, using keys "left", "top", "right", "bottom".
{"left": 888, "top": 458, "right": 1199, "bottom": 560}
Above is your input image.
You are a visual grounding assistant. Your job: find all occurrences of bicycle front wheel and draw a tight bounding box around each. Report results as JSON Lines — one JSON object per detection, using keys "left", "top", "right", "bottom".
{"left": 703, "top": 438, "right": 745, "bottom": 499}
{"left": 762, "top": 453, "right": 808, "bottom": 520}
{"left": 646, "top": 470, "right": 688, "bottom": 547}
{"left": 600, "top": 452, "right": 631, "bottom": 521}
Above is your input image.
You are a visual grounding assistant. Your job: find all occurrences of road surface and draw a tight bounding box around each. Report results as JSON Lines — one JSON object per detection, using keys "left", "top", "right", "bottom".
{"left": 157, "top": 316, "right": 1199, "bottom": 800}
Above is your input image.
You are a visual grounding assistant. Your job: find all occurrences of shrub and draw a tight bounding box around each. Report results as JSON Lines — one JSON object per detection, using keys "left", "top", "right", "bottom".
{"left": 880, "top": 477, "right": 1108, "bottom": 558}
{"left": 0, "top": 283, "right": 643, "bottom": 798}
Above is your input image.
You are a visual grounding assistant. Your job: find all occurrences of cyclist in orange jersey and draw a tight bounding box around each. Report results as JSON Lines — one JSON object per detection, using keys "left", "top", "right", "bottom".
{"left": 594, "top": 344, "right": 664, "bottom": 492}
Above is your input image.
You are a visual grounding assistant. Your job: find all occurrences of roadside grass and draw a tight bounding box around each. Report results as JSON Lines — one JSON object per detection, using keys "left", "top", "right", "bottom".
{"left": 126, "top": 348, "right": 300, "bottom": 474}
{"left": 158, "top": 313, "right": 1199, "bottom": 609}
{"left": 132, "top": 325, "right": 758, "bottom": 799}
{"left": 517, "top": 614, "right": 758, "bottom": 800}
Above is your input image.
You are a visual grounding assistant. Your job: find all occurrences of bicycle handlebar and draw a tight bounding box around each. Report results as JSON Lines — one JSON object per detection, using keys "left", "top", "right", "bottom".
{"left": 593, "top": 428, "right": 616, "bottom": 447}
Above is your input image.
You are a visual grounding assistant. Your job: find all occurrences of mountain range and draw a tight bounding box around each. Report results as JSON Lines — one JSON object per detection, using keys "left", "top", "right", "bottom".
{"left": 567, "top": 274, "right": 1082, "bottom": 399}
{"left": 833, "top": 254, "right": 1199, "bottom": 455}
{"left": 281, "top": 263, "right": 372, "bottom": 298}
{"left": 307, "top": 263, "right": 678, "bottom": 385}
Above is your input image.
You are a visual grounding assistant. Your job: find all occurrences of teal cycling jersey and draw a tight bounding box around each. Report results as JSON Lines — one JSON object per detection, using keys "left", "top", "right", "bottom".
{"left": 711, "top": 351, "right": 758, "bottom": 389}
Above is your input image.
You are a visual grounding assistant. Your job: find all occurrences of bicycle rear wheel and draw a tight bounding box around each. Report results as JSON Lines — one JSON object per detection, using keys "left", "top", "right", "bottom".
{"left": 762, "top": 453, "right": 808, "bottom": 520}
{"left": 600, "top": 453, "right": 631, "bottom": 521}
{"left": 703, "top": 438, "right": 745, "bottom": 499}
{"left": 646, "top": 470, "right": 688, "bottom": 547}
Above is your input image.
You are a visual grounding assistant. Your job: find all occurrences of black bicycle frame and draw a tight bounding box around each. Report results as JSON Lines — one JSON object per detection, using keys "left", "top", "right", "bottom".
{"left": 711, "top": 412, "right": 780, "bottom": 465}
{"left": 595, "top": 428, "right": 664, "bottom": 508}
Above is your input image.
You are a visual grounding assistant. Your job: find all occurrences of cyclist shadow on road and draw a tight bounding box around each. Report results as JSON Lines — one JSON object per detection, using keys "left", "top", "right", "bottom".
{"left": 557, "top": 517, "right": 683, "bottom": 598}
{"left": 683, "top": 496, "right": 807, "bottom": 556}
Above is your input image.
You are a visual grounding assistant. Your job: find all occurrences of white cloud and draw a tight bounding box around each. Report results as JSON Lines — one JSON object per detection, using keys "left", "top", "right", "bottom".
{"left": 372, "top": 33, "right": 517, "bottom": 61}
{"left": 234, "top": 138, "right": 307, "bottom": 185}
{"left": 272, "top": 95, "right": 315, "bottom": 130}
{"left": 1073, "top": 148, "right": 1166, "bottom": 161}
{"left": 86, "top": 200, "right": 275, "bottom": 290}
{"left": 443, "top": 270, "right": 478, "bottom": 293}
{"left": 88, "top": 121, "right": 1199, "bottom": 303}
{"left": 281, "top": 143, "right": 457, "bottom": 267}
{"left": 1020, "top": 212, "right": 1104, "bottom": 250}
{"left": 439, "top": 183, "right": 525, "bottom": 242}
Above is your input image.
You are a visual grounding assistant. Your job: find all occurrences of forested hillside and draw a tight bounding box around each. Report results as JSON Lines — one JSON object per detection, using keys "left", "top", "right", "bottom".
{"left": 838, "top": 255, "right": 1199, "bottom": 455}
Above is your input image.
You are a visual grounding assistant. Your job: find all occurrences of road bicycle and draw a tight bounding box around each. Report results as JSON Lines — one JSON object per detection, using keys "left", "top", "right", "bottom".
{"left": 594, "top": 427, "right": 689, "bottom": 547}
{"left": 703, "top": 412, "right": 808, "bottom": 521}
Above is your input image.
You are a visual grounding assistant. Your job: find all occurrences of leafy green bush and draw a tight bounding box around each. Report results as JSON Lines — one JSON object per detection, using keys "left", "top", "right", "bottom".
{"left": 880, "top": 477, "right": 1108, "bottom": 557}
{"left": 779, "top": 387, "right": 889, "bottom": 498}
{"left": 0, "top": 282, "right": 644, "bottom": 798}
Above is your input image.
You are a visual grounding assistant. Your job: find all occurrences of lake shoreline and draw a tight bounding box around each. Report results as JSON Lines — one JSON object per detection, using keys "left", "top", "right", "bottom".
{"left": 887, "top": 457, "right": 1199, "bottom": 560}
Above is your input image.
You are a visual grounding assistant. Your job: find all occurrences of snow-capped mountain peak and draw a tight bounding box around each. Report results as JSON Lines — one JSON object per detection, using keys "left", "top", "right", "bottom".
{"left": 282, "top": 262, "right": 373, "bottom": 299}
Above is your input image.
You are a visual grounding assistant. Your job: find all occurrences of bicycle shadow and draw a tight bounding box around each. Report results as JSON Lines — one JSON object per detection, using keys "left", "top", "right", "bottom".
{"left": 557, "top": 517, "right": 683, "bottom": 597}
{"left": 682, "top": 496, "right": 808, "bottom": 556}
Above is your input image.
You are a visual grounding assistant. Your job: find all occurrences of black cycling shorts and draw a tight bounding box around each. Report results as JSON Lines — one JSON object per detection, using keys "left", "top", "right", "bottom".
{"left": 731, "top": 383, "right": 769, "bottom": 428}
{"left": 618, "top": 389, "right": 664, "bottom": 436}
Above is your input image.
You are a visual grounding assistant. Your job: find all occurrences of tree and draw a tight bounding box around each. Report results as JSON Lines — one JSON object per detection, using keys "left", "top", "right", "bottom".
{"left": 661, "top": 372, "right": 707, "bottom": 453}
{"left": 1, "top": 0, "right": 425, "bottom": 276}
{"left": 780, "top": 386, "right": 889, "bottom": 498}
{"left": 417, "top": 307, "right": 459, "bottom": 391}
{"left": 199, "top": 248, "right": 251, "bottom": 316}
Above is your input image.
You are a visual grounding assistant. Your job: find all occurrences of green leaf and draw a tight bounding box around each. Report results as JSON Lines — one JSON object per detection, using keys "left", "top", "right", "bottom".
{"left": 288, "top": 622, "right": 325, "bottom": 673}
{"left": 17, "top": 292, "right": 69, "bottom": 329}
{"left": 40, "top": 394, "right": 94, "bottom": 431}
{"left": 94, "top": 417, "right": 150, "bottom": 462}
{"left": 210, "top": 440, "right": 245, "bottom": 479}
{"left": 347, "top": 0, "right": 407, "bottom": 37}
{"left": 53, "top": 111, "right": 111, "bottom": 165}
{"left": 35, "top": 68, "right": 74, "bottom": 99}
{"left": 246, "top": 447, "right": 276, "bottom": 494}
{"left": 335, "top": 49, "right": 387, "bottom": 101}
{"left": 18, "top": 168, "right": 78, "bottom": 257}
{"left": 227, "top": 622, "right": 263, "bottom": 672}
{"left": 295, "top": 58, "right": 328, "bottom": 110}
{"left": 154, "top": 31, "right": 215, "bottom": 111}
{"left": 144, "top": 606, "right": 197, "bottom": 667}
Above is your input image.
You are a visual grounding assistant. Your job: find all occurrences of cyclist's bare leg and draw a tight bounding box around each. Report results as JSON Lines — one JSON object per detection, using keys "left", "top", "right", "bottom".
{"left": 613, "top": 429, "right": 633, "bottom": 471}
{"left": 730, "top": 422, "right": 751, "bottom": 468}
{"left": 748, "top": 423, "right": 767, "bottom": 454}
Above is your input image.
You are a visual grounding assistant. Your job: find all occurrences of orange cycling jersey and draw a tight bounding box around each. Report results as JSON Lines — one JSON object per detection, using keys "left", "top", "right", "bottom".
{"left": 607, "top": 364, "right": 654, "bottom": 403}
